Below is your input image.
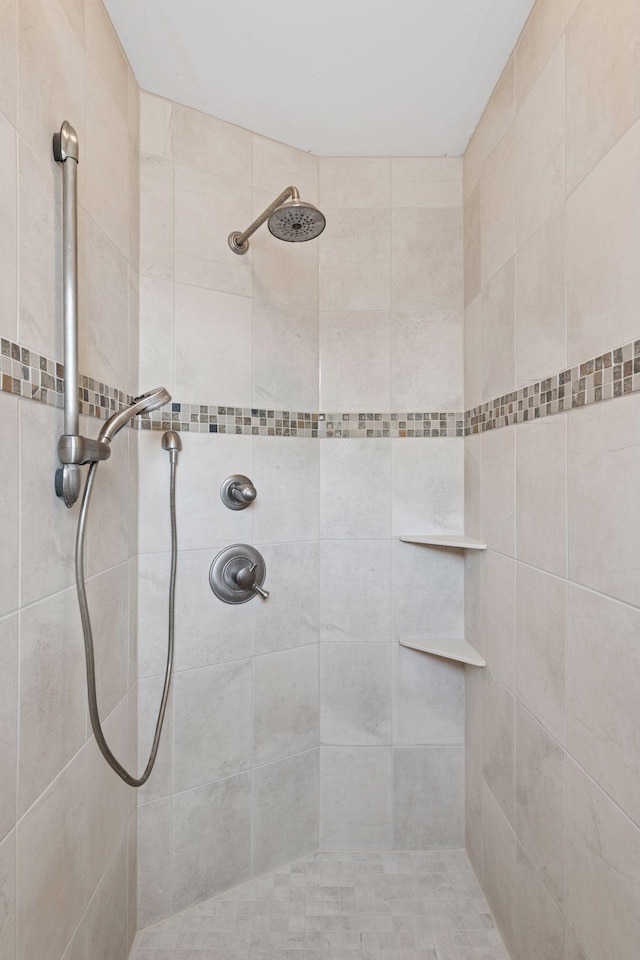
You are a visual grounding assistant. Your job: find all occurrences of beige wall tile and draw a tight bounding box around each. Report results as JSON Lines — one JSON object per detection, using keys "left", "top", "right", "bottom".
{"left": 463, "top": 181, "right": 481, "bottom": 307}
{"left": 391, "top": 311, "right": 464, "bottom": 411}
{"left": 0, "top": 395, "right": 18, "bottom": 617}
{"left": 320, "top": 746, "right": 392, "bottom": 849}
{"left": 480, "top": 125, "right": 515, "bottom": 287}
{"left": 515, "top": 42, "right": 566, "bottom": 248}
{"left": 320, "top": 439, "right": 391, "bottom": 540}
{"left": 481, "top": 426, "right": 515, "bottom": 556}
{"left": 172, "top": 773, "right": 252, "bottom": 911}
{"left": 174, "top": 283, "right": 252, "bottom": 406}
{"left": 391, "top": 437, "right": 463, "bottom": 538}
{"left": 137, "top": 676, "right": 173, "bottom": 805}
{"left": 465, "top": 750, "right": 483, "bottom": 879}
{"left": 393, "top": 746, "right": 465, "bottom": 848}
{"left": 139, "top": 276, "right": 174, "bottom": 394}
{"left": 18, "top": 140, "right": 60, "bottom": 358}
{"left": 0, "top": 0, "right": 17, "bottom": 125}
{"left": 173, "top": 660, "right": 252, "bottom": 792}
{"left": 516, "top": 206, "right": 567, "bottom": 386}
{"left": 137, "top": 798, "right": 172, "bottom": 928}
{"left": 253, "top": 542, "right": 319, "bottom": 656}
{"left": 464, "top": 295, "right": 482, "bottom": 411}
{"left": 0, "top": 115, "right": 17, "bottom": 343}
{"left": 85, "top": 0, "right": 128, "bottom": 122}
{"left": 254, "top": 135, "right": 318, "bottom": 202}
{"left": 252, "top": 751, "right": 318, "bottom": 874}
{"left": 17, "top": 0, "right": 85, "bottom": 169}
{"left": 516, "top": 564, "right": 566, "bottom": 743}
{"left": 392, "top": 539, "right": 464, "bottom": 644}
{"left": 480, "top": 551, "right": 516, "bottom": 689}
{"left": 566, "top": 759, "right": 640, "bottom": 960}
{"left": 477, "top": 56, "right": 516, "bottom": 179}
{"left": 566, "top": 118, "right": 640, "bottom": 364}
{"left": 568, "top": 393, "right": 640, "bottom": 607}
{"left": 139, "top": 91, "right": 174, "bottom": 159}
{"left": 319, "top": 208, "right": 390, "bottom": 311}
{"left": 254, "top": 437, "right": 318, "bottom": 545}
{"left": 0, "top": 617, "right": 17, "bottom": 843}
{"left": 568, "top": 585, "right": 640, "bottom": 826}
{"left": 565, "top": 0, "right": 640, "bottom": 192}
{"left": 481, "top": 782, "right": 517, "bottom": 953}
{"left": 464, "top": 433, "right": 482, "bottom": 541}
{"left": 391, "top": 157, "right": 462, "bottom": 209}
{"left": 174, "top": 163, "right": 253, "bottom": 298}
{"left": 84, "top": 215, "right": 129, "bottom": 387}
{"left": 139, "top": 154, "right": 174, "bottom": 280}
{"left": 320, "top": 643, "right": 391, "bottom": 746}
{"left": 253, "top": 644, "right": 318, "bottom": 766}
{"left": 481, "top": 257, "right": 515, "bottom": 402}
{"left": 515, "top": 843, "right": 566, "bottom": 960}
{"left": 320, "top": 540, "right": 391, "bottom": 644}
{"left": 18, "top": 588, "right": 85, "bottom": 816}
{"left": 392, "top": 644, "right": 464, "bottom": 746}
{"left": 482, "top": 670, "right": 516, "bottom": 825}
{"left": 17, "top": 751, "right": 87, "bottom": 960}
{"left": 320, "top": 157, "right": 390, "bottom": 208}
{"left": 516, "top": 414, "right": 567, "bottom": 577}
{"left": 391, "top": 207, "right": 463, "bottom": 313}
{"left": 254, "top": 300, "right": 318, "bottom": 411}
{"left": 85, "top": 58, "right": 130, "bottom": 260}
{"left": 516, "top": 704, "right": 565, "bottom": 906}
{"left": 319, "top": 311, "right": 390, "bottom": 411}
{"left": 515, "top": 0, "right": 565, "bottom": 108}
{"left": 465, "top": 656, "right": 483, "bottom": 769}
{"left": 0, "top": 829, "right": 16, "bottom": 960}
{"left": 171, "top": 104, "right": 252, "bottom": 185}
{"left": 86, "top": 699, "right": 129, "bottom": 896}
{"left": 86, "top": 837, "right": 128, "bottom": 960}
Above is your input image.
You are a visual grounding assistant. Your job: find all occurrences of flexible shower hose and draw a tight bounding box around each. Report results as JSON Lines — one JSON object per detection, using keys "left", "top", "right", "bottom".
{"left": 76, "top": 455, "right": 177, "bottom": 787}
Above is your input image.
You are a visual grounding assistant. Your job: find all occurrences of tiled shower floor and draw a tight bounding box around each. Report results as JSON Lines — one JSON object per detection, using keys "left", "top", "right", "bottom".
{"left": 131, "top": 849, "right": 510, "bottom": 960}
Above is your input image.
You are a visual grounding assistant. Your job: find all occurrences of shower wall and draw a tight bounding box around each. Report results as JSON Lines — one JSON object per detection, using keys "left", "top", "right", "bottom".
{"left": 463, "top": 0, "right": 640, "bottom": 958}
{"left": 135, "top": 92, "right": 322, "bottom": 926}
{"left": 316, "top": 157, "right": 465, "bottom": 850}
{"left": 0, "top": 1, "right": 141, "bottom": 959}
{"left": 135, "top": 93, "right": 466, "bottom": 925}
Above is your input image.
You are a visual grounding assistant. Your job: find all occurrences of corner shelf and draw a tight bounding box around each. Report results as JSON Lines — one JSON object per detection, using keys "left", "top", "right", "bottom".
{"left": 400, "top": 534, "right": 487, "bottom": 550}
{"left": 400, "top": 638, "right": 486, "bottom": 667}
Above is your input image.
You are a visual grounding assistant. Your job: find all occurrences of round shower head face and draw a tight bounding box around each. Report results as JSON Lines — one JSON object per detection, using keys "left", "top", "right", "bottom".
{"left": 268, "top": 199, "right": 326, "bottom": 243}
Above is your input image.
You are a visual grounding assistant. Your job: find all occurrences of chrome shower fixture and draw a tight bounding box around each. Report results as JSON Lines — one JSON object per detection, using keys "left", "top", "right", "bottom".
{"left": 228, "top": 185, "right": 326, "bottom": 254}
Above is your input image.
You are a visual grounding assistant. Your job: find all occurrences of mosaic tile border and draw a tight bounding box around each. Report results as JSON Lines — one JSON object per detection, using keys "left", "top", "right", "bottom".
{"left": 3, "top": 335, "right": 640, "bottom": 438}
{"left": 465, "top": 339, "right": 640, "bottom": 434}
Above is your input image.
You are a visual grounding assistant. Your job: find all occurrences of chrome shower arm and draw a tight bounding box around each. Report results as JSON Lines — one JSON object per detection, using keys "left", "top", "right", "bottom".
{"left": 228, "top": 185, "right": 299, "bottom": 254}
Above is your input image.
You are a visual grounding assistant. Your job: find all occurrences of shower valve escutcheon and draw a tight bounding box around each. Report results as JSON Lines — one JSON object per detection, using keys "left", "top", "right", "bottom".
{"left": 209, "top": 544, "right": 269, "bottom": 604}
{"left": 220, "top": 474, "right": 257, "bottom": 510}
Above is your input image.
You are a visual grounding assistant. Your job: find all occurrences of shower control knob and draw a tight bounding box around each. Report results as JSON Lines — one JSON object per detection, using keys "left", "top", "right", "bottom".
{"left": 220, "top": 475, "right": 257, "bottom": 510}
{"left": 209, "top": 544, "right": 269, "bottom": 604}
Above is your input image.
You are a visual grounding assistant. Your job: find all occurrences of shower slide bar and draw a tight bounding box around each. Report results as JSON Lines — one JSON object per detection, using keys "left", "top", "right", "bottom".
{"left": 53, "top": 121, "right": 111, "bottom": 508}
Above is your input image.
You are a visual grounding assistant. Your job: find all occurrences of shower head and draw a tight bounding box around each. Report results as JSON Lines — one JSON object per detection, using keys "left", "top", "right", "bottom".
{"left": 267, "top": 198, "right": 326, "bottom": 243}
{"left": 228, "top": 186, "right": 326, "bottom": 254}
{"left": 98, "top": 386, "right": 171, "bottom": 443}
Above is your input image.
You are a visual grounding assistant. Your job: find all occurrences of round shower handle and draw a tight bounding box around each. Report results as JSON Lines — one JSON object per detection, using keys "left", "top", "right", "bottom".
{"left": 210, "top": 544, "right": 269, "bottom": 603}
{"left": 221, "top": 475, "right": 257, "bottom": 510}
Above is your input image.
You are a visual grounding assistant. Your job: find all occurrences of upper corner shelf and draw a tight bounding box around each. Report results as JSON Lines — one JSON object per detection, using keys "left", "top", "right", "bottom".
{"left": 400, "top": 534, "right": 487, "bottom": 550}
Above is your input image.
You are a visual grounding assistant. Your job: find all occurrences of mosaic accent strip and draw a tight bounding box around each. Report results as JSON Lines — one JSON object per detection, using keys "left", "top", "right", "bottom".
{"left": 0, "top": 338, "right": 134, "bottom": 420}
{"left": 145, "top": 404, "right": 319, "bottom": 437}
{"left": 465, "top": 339, "right": 640, "bottom": 434}
{"left": 3, "top": 335, "right": 640, "bottom": 438}
{"left": 319, "top": 411, "right": 465, "bottom": 438}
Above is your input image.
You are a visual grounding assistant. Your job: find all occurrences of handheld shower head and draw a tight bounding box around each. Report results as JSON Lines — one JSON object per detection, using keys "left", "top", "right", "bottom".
{"left": 98, "top": 386, "right": 171, "bottom": 443}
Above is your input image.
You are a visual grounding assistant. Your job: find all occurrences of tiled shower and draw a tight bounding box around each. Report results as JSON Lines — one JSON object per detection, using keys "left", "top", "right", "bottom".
{"left": 0, "top": 0, "right": 639, "bottom": 959}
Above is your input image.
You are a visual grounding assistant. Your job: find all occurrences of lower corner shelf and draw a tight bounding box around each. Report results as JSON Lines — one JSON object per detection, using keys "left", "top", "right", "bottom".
{"left": 400, "top": 638, "right": 486, "bottom": 667}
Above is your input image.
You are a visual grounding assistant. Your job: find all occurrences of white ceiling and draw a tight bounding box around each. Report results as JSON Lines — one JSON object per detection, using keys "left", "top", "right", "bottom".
{"left": 104, "top": 0, "right": 535, "bottom": 157}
